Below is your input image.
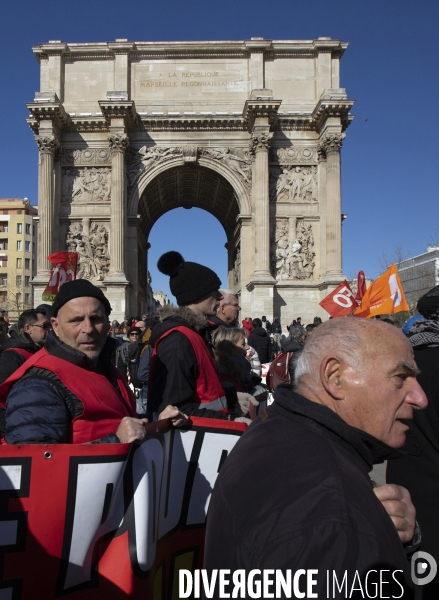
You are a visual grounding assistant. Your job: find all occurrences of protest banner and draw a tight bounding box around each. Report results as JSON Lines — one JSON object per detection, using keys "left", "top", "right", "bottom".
{"left": 355, "top": 270, "right": 367, "bottom": 301}
{"left": 354, "top": 264, "right": 409, "bottom": 318}
{"left": 319, "top": 280, "right": 357, "bottom": 317}
{"left": 0, "top": 417, "right": 245, "bottom": 599}
{"left": 42, "top": 252, "right": 78, "bottom": 302}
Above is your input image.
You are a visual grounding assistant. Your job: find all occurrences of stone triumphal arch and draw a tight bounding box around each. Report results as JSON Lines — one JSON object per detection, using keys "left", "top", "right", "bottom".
{"left": 28, "top": 37, "right": 354, "bottom": 323}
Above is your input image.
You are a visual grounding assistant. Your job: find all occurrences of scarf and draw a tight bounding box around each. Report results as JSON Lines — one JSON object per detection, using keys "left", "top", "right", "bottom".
{"left": 408, "top": 317, "right": 439, "bottom": 348}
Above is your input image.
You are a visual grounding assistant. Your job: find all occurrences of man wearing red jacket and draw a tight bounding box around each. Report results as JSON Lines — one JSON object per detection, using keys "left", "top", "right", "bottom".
{"left": 1, "top": 279, "right": 184, "bottom": 444}
{"left": 149, "top": 251, "right": 246, "bottom": 421}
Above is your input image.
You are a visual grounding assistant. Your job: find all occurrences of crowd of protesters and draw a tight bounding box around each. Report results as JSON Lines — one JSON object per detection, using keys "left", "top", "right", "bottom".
{"left": 0, "top": 252, "right": 437, "bottom": 598}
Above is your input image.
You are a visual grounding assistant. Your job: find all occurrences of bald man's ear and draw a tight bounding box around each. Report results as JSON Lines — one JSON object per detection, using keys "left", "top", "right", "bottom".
{"left": 320, "top": 357, "right": 345, "bottom": 400}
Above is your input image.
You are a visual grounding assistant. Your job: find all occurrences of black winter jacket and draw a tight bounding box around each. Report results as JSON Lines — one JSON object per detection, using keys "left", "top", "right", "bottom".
{"left": 148, "top": 306, "right": 240, "bottom": 420}
{"left": 0, "top": 329, "right": 40, "bottom": 384}
{"left": 387, "top": 345, "right": 439, "bottom": 600}
{"left": 204, "top": 387, "right": 412, "bottom": 599}
{"left": 247, "top": 326, "right": 270, "bottom": 363}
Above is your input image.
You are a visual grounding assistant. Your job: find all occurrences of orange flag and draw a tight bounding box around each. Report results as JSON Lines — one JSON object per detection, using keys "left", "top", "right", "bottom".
{"left": 353, "top": 264, "right": 409, "bottom": 318}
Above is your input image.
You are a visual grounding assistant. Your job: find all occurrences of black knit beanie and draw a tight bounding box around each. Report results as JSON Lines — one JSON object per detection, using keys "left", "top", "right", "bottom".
{"left": 52, "top": 280, "right": 112, "bottom": 317}
{"left": 157, "top": 251, "right": 221, "bottom": 306}
{"left": 417, "top": 285, "right": 439, "bottom": 318}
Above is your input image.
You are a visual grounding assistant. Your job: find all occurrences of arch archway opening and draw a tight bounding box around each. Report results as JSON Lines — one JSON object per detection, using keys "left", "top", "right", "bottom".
{"left": 135, "top": 164, "right": 241, "bottom": 311}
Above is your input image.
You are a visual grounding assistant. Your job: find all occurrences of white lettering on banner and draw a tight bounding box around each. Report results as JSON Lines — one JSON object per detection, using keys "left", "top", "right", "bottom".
{"left": 62, "top": 458, "right": 127, "bottom": 590}
{"left": 333, "top": 286, "right": 356, "bottom": 308}
{"left": 186, "top": 432, "right": 238, "bottom": 525}
{"left": 0, "top": 459, "right": 31, "bottom": 599}
{"left": 58, "top": 426, "right": 242, "bottom": 590}
{"left": 132, "top": 437, "right": 164, "bottom": 572}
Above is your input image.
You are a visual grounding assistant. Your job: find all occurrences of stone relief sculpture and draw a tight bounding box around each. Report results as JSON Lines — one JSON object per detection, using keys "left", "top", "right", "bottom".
{"left": 233, "top": 246, "right": 241, "bottom": 286}
{"left": 127, "top": 146, "right": 182, "bottom": 189}
{"left": 269, "top": 165, "right": 317, "bottom": 203}
{"left": 202, "top": 147, "right": 251, "bottom": 184}
{"left": 61, "top": 148, "right": 111, "bottom": 164}
{"left": 66, "top": 222, "right": 110, "bottom": 281}
{"left": 270, "top": 147, "right": 317, "bottom": 164}
{"left": 273, "top": 220, "right": 315, "bottom": 280}
{"left": 62, "top": 168, "right": 111, "bottom": 204}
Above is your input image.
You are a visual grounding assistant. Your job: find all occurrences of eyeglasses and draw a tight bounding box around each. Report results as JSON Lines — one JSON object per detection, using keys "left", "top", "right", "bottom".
{"left": 30, "top": 323, "right": 52, "bottom": 331}
{"left": 224, "top": 303, "right": 241, "bottom": 309}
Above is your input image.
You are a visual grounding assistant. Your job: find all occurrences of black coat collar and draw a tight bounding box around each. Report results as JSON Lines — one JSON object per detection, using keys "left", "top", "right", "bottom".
{"left": 274, "top": 386, "right": 404, "bottom": 470}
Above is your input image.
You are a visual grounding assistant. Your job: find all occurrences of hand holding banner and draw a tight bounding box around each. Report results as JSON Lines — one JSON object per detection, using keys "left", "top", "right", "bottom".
{"left": 319, "top": 280, "right": 357, "bottom": 317}
{"left": 42, "top": 252, "right": 78, "bottom": 302}
{"left": 354, "top": 264, "right": 409, "bottom": 318}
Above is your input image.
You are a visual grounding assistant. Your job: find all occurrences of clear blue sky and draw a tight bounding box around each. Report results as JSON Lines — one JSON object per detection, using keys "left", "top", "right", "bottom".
{"left": 1, "top": 0, "right": 438, "bottom": 302}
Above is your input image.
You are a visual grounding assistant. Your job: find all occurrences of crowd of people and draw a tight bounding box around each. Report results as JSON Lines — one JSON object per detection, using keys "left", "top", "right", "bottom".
{"left": 0, "top": 251, "right": 437, "bottom": 598}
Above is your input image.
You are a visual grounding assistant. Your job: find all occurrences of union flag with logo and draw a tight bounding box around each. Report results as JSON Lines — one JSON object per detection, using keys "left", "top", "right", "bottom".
{"left": 42, "top": 252, "right": 78, "bottom": 302}
{"left": 354, "top": 264, "right": 409, "bottom": 318}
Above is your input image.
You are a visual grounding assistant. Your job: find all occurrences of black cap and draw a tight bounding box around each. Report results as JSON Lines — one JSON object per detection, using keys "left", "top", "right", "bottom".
{"left": 157, "top": 251, "right": 221, "bottom": 306}
{"left": 417, "top": 285, "right": 439, "bottom": 318}
{"left": 52, "top": 280, "right": 112, "bottom": 317}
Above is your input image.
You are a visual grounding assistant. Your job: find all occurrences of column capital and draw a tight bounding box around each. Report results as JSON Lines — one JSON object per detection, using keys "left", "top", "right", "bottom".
{"left": 249, "top": 132, "right": 273, "bottom": 156}
{"left": 36, "top": 135, "right": 60, "bottom": 155}
{"left": 318, "top": 133, "right": 345, "bottom": 158}
{"left": 108, "top": 133, "right": 130, "bottom": 154}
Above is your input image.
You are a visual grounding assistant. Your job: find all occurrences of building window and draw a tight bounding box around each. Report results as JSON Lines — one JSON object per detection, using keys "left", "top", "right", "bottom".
{"left": 25, "top": 224, "right": 30, "bottom": 234}
{"left": 16, "top": 276, "right": 22, "bottom": 287}
{"left": 25, "top": 276, "right": 30, "bottom": 286}
{"left": 17, "top": 241, "right": 22, "bottom": 251}
{"left": 16, "top": 293, "right": 21, "bottom": 304}
{"left": 32, "top": 259, "right": 35, "bottom": 271}
{"left": 17, "top": 223, "right": 22, "bottom": 234}
{"left": 0, "top": 275, "right": 7, "bottom": 286}
{"left": 0, "top": 258, "right": 7, "bottom": 268}
{"left": 17, "top": 258, "right": 22, "bottom": 268}
{"left": 0, "top": 240, "right": 8, "bottom": 250}
{"left": 25, "top": 293, "right": 30, "bottom": 304}
{"left": 0, "top": 292, "right": 7, "bottom": 303}
{"left": 32, "top": 242, "right": 35, "bottom": 253}
{"left": 25, "top": 241, "right": 30, "bottom": 252}
{"left": 25, "top": 258, "right": 30, "bottom": 269}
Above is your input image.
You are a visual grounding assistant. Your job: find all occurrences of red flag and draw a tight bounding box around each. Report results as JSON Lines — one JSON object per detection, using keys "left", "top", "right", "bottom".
{"left": 42, "top": 252, "right": 78, "bottom": 302}
{"left": 355, "top": 270, "right": 367, "bottom": 301}
{"left": 320, "top": 280, "right": 357, "bottom": 317}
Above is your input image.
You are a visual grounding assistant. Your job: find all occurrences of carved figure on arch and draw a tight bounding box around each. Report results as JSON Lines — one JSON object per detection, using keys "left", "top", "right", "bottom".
{"left": 127, "top": 146, "right": 182, "bottom": 190}
{"left": 62, "top": 167, "right": 111, "bottom": 204}
{"left": 66, "top": 222, "right": 109, "bottom": 282}
{"left": 233, "top": 247, "right": 241, "bottom": 287}
{"left": 202, "top": 147, "right": 251, "bottom": 183}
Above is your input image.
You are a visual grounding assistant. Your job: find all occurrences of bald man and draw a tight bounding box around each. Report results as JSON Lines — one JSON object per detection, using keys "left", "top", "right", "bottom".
{"left": 204, "top": 318, "right": 426, "bottom": 598}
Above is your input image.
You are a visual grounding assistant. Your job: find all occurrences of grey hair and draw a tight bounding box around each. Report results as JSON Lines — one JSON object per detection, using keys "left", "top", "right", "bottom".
{"left": 294, "top": 318, "right": 366, "bottom": 390}
{"left": 219, "top": 289, "right": 236, "bottom": 305}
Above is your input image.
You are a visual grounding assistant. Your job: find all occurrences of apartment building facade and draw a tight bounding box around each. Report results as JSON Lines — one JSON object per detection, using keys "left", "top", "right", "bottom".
{"left": 0, "top": 198, "right": 38, "bottom": 319}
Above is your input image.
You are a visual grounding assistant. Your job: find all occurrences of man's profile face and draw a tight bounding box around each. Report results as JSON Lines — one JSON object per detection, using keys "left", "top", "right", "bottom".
{"left": 25, "top": 313, "right": 50, "bottom": 346}
{"left": 51, "top": 297, "right": 109, "bottom": 364}
{"left": 219, "top": 294, "right": 240, "bottom": 325}
{"left": 338, "top": 328, "right": 427, "bottom": 448}
{"left": 192, "top": 290, "right": 223, "bottom": 317}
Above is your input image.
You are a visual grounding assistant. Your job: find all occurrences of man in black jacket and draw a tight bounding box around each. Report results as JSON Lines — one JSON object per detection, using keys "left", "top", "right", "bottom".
{"left": 208, "top": 289, "right": 241, "bottom": 330}
{"left": 204, "top": 318, "right": 426, "bottom": 598}
{"left": 149, "top": 252, "right": 247, "bottom": 422}
{"left": 247, "top": 318, "right": 270, "bottom": 363}
{"left": 0, "top": 308, "right": 50, "bottom": 384}
{"left": 387, "top": 285, "right": 439, "bottom": 599}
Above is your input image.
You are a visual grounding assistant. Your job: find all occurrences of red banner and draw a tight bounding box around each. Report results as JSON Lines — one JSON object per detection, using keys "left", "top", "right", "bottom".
{"left": 0, "top": 418, "right": 245, "bottom": 599}
{"left": 42, "top": 252, "right": 78, "bottom": 303}
{"left": 355, "top": 270, "right": 367, "bottom": 301}
{"left": 319, "top": 280, "right": 357, "bottom": 317}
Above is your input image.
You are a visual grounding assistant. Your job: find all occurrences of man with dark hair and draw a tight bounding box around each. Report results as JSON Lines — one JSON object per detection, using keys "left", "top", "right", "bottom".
{"left": 149, "top": 251, "right": 247, "bottom": 421}
{"left": 0, "top": 280, "right": 184, "bottom": 444}
{"left": 0, "top": 319, "right": 8, "bottom": 346}
{"left": 247, "top": 318, "right": 270, "bottom": 364}
{"left": 0, "top": 308, "right": 50, "bottom": 385}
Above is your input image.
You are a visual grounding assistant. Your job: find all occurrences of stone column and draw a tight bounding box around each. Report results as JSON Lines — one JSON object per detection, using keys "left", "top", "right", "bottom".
{"left": 107, "top": 133, "right": 129, "bottom": 280}
{"left": 319, "top": 133, "right": 345, "bottom": 279}
{"left": 249, "top": 131, "right": 274, "bottom": 281}
{"left": 36, "top": 135, "right": 59, "bottom": 274}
